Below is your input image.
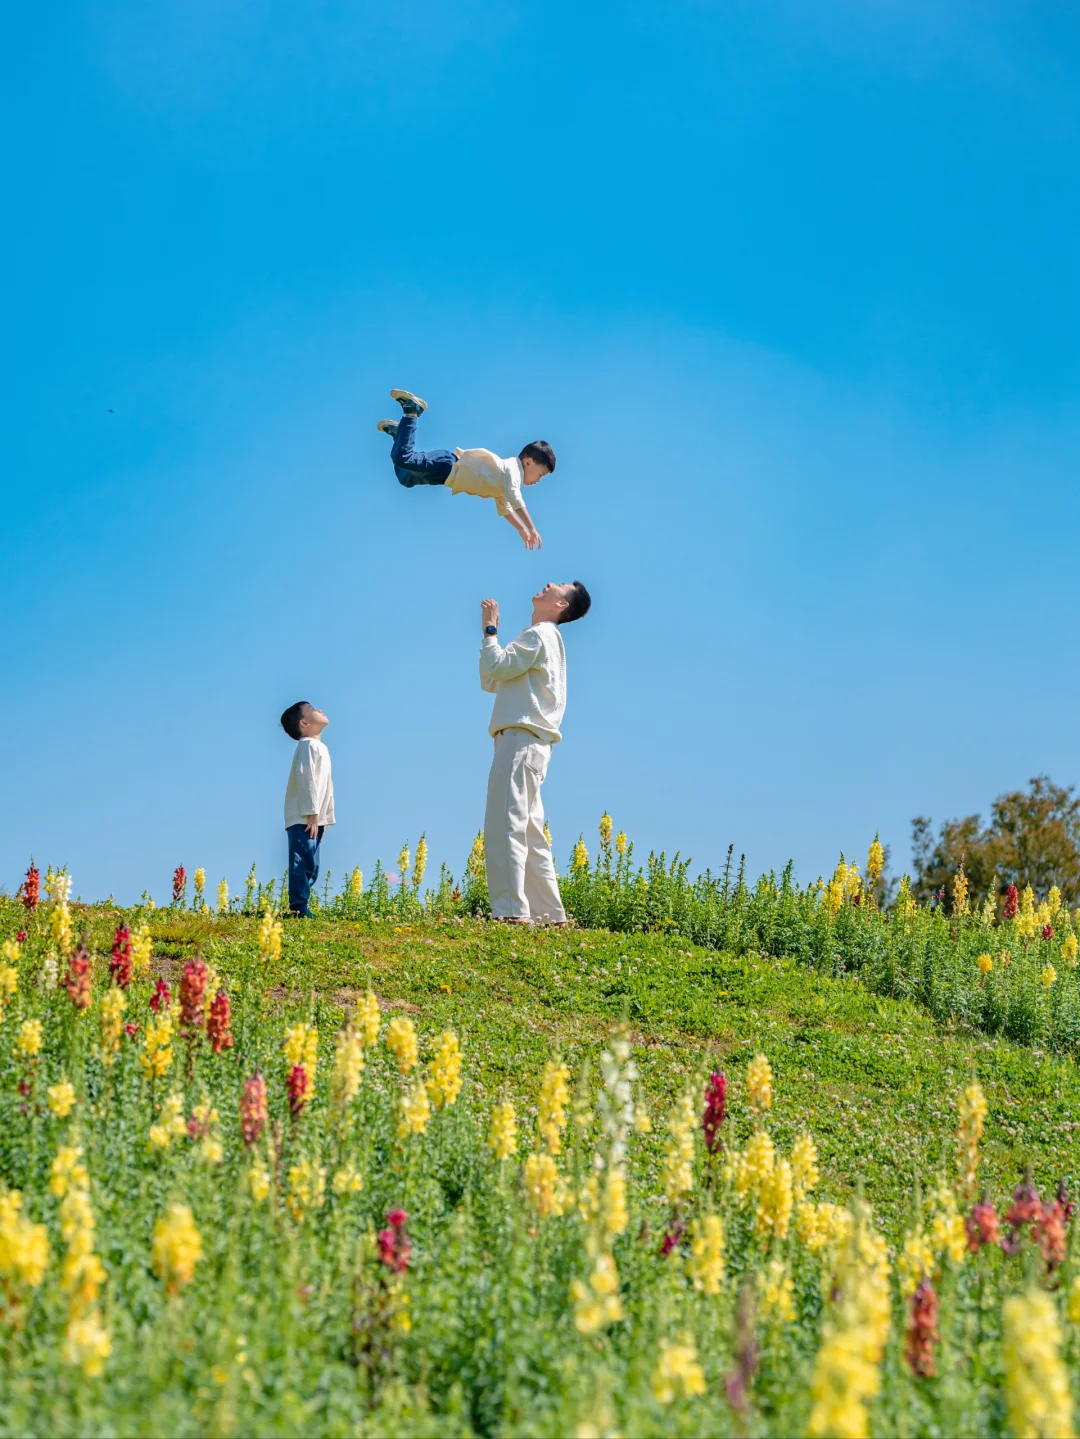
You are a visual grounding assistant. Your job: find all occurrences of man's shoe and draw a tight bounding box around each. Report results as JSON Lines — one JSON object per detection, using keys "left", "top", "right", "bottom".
{"left": 390, "top": 388, "right": 428, "bottom": 417}
{"left": 377, "top": 419, "right": 400, "bottom": 439}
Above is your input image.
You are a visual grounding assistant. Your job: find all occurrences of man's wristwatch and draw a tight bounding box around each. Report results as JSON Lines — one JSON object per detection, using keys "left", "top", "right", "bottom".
{"left": 484, "top": 624, "right": 498, "bottom": 636}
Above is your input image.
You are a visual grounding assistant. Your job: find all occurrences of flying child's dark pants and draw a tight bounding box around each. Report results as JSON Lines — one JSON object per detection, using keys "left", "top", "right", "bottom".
{"left": 391, "top": 413, "right": 455, "bottom": 487}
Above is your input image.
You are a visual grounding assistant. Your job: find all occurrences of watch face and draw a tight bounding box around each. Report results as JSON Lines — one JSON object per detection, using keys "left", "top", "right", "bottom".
{"left": 484, "top": 625, "right": 498, "bottom": 635}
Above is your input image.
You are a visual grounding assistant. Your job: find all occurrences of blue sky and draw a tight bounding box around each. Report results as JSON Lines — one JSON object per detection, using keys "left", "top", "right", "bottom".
{"left": 5, "top": 1, "right": 1080, "bottom": 903}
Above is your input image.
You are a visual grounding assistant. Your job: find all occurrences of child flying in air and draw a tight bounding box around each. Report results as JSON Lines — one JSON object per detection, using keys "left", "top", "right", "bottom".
{"left": 378, "top": 389, "right": 552, "bottom": 550}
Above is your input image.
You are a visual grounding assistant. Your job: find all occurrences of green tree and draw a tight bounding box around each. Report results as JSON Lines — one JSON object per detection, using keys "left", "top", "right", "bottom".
{"left": 911, "top": 775, "right": 1080, "bottom": 909}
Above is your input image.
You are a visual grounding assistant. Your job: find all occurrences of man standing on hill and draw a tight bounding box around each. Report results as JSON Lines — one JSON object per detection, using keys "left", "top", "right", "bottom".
{"left": 479, "top": 581, "right": 591, "bottom": 926}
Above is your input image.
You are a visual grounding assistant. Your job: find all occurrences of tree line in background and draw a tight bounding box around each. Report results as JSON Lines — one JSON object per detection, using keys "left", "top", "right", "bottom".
{"left": 911, "top": 775, "right": 1080, "bottom": 912}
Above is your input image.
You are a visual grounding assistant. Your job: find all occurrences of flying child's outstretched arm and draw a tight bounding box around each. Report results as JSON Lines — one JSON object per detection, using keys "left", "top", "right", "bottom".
{"left": 503, "top": 506, "right": 542, "bottom": 550}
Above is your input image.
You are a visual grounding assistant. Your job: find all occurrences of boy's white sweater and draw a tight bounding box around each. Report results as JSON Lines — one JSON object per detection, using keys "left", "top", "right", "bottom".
{"left": 284, "top": 737, "right": 336, "bottom": 829}
{"left": 446, "top": 449, "right": 525, "bottom": 517}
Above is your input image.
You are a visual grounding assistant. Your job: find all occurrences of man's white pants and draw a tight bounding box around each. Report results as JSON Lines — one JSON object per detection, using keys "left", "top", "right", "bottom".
{"left": 484, "top": 727, "right": 566, "bottom": 922}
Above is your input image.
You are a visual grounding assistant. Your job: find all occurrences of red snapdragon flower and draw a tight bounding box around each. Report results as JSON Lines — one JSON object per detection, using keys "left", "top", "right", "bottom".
{"left": 22, "top": 865, "right": 40, "bottom": 913}
{"left": 1037, "top": 1196, "right": 1070, "bottom": 1269}
{"left": 1002, "top": 1178, "right": 1072, "bottom": 1267}
{"left": 1042, "top": 923, "right": 1055, "bottom": 941}
{"left": 150, "top": 979, "right": 171, "bottom": 1013}
{"left": 702, "top": 1070, "right": 728, "bottom": 1154}
{"left": 660, "top": 1218, "right": 686, "bottom": 1255}
{"left": 110, "top": 926, "right": 132, "bottom": 988}
{"left": 16, "top": 932, "right": 26, "bottom": 944}
{"left": 240, "top": 1072, "right": 268, "bottom": 1145}
{"left": 179, "top": 956, "right": 208, "bottom": 1033}
{"left": 1003, "top": 885, "right": 1019, "bottom": 920}
{"left": 377, "top": 1208, "right": 412, "bottom": 1273}
{"left": 172, "top": 866, "right": 186, "bottom": 904}
{"left": 207, "top": 988, "right": 233, "bottom": 1054}
{"left": 966, "top": 1200, "right": 1000, "bottom": 1252}
{"left": 905, "top": 1278, "right": 940, "bottom": 1377}
{"left": 1005, "top": 1179, "right": 1041, "bottom": 1229}
{"left": 65, "top": 943, "right": 92, "bottom": 1011}
{"left": 287, "top": 1063, "right": 312, "bottom": 1117}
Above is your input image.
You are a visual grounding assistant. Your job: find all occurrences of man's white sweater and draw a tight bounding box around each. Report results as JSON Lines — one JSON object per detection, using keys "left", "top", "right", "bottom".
{"left": 479, "top": 621, "right": 566, "bottom": 744}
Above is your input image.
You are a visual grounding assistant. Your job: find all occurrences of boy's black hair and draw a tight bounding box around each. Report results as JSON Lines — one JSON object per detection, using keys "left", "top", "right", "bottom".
{"left": 280, "top": 701, "right": 311, "bottom": 741}
{"left": 519, "top": 440, "right": 556, "bottom": 473}
{"left": 558, "top": 581, "right": 591, "bottom": 625}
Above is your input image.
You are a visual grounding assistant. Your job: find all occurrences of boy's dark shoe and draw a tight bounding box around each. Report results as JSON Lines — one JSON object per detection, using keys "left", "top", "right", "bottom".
{"left": 390, "top": 388, "right": 427, "bottom": 417}
{"left": 377, "top": 419, "right": 400, "bottom": 440}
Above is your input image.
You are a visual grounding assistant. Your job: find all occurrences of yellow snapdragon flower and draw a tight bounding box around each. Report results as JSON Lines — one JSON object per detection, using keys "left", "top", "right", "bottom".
{"left": 427, "top": 1029, "right": 463, "bottom": 1110}
{"left": 257, "top": 911, "right": 283, "bottom": 963}
{"left": 687, "top": 1213, "right": 724, "bottom": 1294}
{"left": 131, "top": 925, "right": 153, "bottom": 975}
{"left": 0, "top": 1189, "right": 50, "bottom": 1290}
{"left": 152, "top": 1203, "right": 203, "bottom": 1295}
{"left": 661, "top": 1091, "right": 696, "bottom": 1202}
{"left": 397, "top": 1079, "right": 431, "bottom": 1138}
{"left": 651, "top": 1335, "right": 706, "bottom": 1404}
{"left": 571, "top": 1252, "right": 622, "bottom": 1334}
{"left": 523, "top": 1151, "right": 569, "bottom": 1216}
{"left": 758, "top": 1257, "right": 795, "bottom": 1324}
{"left": 488, "top": 1101, "right": 518, "bottom": 1160}
{"left": 746, "top": 1052, "right": 773, "bottom": 1112}
{"left": 386, "top": 1016, "right": 418, "bottom": 1075}
{"left": 283, "top": 1023, "right": 318, "bottom": 1075}
{"left": 287, "top": 1159, "right": 327, "bottom": 1221}
{"left": 357, "top": 990, "right": 381, "bottom": 1046}
{"left": 331, "top": 1021, "right": 364, "bottom": 1112}
{"left": 1002, "top": 1289, "right": 1074, "bottom": 1439}
{"left": 47, "top": 1078, "right": 77, "bottom": 1118}
{"left": 332, "top": 1165, "right": 363, "bottom": 1196}
{"left": 538, "top": 1058, "right": 570, "bottom": 1152}
{"left": 791, "top": 1132, "right": 819, "bottom": 1196}
{"left": 141, "top": 1012, "right": 174, "bottom": 1080}
{"left": 16, "top": 1020, "right": 43, "bottom": 1057}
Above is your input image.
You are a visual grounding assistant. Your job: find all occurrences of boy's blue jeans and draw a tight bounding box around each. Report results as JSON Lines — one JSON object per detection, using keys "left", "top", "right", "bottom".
{"left": 391, "top": 413, "right": 455, "bottom": 488}
{"left": 287, "top": 824, "right": 325, "bottom": 915}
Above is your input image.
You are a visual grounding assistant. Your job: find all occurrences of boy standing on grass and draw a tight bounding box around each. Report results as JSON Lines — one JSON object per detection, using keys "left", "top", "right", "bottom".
{"left": 377, "top": 388, "right": 552, "bottom": 550}
{"left": 280, "top": 702, "right": 334, "bottom": 918}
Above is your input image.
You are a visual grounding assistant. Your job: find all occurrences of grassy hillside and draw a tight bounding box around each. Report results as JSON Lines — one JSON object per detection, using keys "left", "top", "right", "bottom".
{"left": 63, "top": 901, "right": 1079, "bottom": 1231}
{"left": 3, "top": 895, "right": 1080, "bottom": 1436}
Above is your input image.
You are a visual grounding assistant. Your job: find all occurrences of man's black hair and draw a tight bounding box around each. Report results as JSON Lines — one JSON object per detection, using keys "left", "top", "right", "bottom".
{"left": 558, "top": 581, "right": 591, "bottom": 625}
{"left": 519, "top": 440, "right": 556, "bottom": 473}
{"left": 280, "top": 701, "right": 311, "bottom": 741}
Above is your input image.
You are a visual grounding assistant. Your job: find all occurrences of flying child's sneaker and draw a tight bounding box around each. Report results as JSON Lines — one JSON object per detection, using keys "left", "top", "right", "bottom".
{"left": 389, "top": 388, "right": 428, "bottom": 417}
{"left": 376, "top": 419, "right": 400, "bottom": 439}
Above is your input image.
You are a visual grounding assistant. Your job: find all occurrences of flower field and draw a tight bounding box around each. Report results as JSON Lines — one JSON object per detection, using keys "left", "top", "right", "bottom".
{"left": 4, "top": 839, "right": 1080, "bottom": 1435}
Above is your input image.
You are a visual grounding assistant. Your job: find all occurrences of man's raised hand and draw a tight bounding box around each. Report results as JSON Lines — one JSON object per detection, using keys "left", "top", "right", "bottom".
{"left": 481, "top": 598, "right": 500, "bottom": 631}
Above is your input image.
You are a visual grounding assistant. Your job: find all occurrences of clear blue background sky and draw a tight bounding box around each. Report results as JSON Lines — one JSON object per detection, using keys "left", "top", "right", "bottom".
{"left": 5, "top": 1, "right": 1080, "bottom": 903}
